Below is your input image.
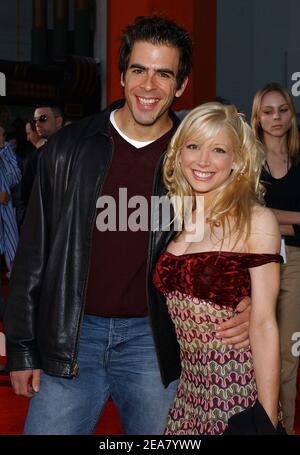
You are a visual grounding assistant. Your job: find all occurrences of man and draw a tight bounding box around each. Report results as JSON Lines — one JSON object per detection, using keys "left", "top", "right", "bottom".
{"left": 17, "top": 111, "right": 62, "bottom": 228}
{"left": 4, "top": 16, "right": 250, "bottom": 435}
{"left": 16, "top": 121, "right": 47, "bottom": 228}
{"left": 32, "top": 105, "right": 64, "bottom": 140}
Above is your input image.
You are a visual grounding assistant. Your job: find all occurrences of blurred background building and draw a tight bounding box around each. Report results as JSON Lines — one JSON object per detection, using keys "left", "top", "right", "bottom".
{"left": 0, "top": 0, "right": 299, "bottom": 126}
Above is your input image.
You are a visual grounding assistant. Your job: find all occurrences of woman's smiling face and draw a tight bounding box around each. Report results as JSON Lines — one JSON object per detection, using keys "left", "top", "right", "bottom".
{"left": 179, "top": 126, "right": 236, "bottom": 197}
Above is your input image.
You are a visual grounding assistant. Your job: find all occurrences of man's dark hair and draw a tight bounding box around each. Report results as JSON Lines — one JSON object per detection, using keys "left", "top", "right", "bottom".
{"left": 119, "top": 15, "right": 193, "bottom": 89}
{"left": 35, "top": 105, "right": 64, "bottom": 119}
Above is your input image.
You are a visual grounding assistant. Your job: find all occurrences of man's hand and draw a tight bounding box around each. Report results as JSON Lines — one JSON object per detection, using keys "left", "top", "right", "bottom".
{"left": 216, "top": 296, "right": 251, "bottom": 349}
{"left": 0, "top": 191, "right": 10, "bottom": 205}
{"left": 10, "top": 369, "right": 41, "bottom": 398}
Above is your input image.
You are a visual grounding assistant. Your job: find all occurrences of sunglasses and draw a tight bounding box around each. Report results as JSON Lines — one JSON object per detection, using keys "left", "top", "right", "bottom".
{"left": 32, "top": 114, "right": 49, "bottom": 124}
{"left": 32, "top": 114, "right": 55, "bottom": 124}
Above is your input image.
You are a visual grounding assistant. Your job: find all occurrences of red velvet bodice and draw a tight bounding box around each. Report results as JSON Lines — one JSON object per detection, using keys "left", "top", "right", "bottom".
{"left": 153, "top": 251, "right": 282, "bottom": 308}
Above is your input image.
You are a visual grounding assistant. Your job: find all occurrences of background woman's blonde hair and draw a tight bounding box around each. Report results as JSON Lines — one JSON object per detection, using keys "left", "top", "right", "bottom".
{"left": 251, "top": 82, "right": 299, "bottom": 165}
{"left": 163, "top": 102, "right": 265, "bottom": 243}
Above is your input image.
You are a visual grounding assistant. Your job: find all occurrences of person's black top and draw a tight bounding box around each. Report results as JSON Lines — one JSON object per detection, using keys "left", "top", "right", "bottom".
{"left": 17, "top": 148, "right": 40, "bottom": 228}
{"left": 262, "top": 160, "right": 300, "bottom": 247}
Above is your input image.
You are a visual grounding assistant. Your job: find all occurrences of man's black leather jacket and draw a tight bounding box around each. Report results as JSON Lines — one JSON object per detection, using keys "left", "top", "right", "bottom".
{"left": 4, "top": 100, "right": 181, "bottom": 387}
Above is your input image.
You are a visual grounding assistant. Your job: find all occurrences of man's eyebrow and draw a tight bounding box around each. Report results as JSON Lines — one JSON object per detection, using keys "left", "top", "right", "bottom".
{"left": 129, "top": 64, "right": 176, "bottom": 77}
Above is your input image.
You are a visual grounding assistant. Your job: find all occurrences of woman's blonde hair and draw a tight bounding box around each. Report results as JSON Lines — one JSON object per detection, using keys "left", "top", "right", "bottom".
{"left": 251, "top": 82, "right": 299, "bottom": 165}
{"left": 163, "top": 102, "right": 265, "bottom": 243}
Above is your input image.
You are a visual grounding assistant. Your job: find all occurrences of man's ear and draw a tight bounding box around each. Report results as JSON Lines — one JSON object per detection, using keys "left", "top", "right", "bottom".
{"left": 175, "top": 77, "right": 189, "bottom": 99}
{"left": 56, "top": 116, "right": 64, "bottom": 129}
{"left": 120, "top": 73, "right": 125, "bottom": 87}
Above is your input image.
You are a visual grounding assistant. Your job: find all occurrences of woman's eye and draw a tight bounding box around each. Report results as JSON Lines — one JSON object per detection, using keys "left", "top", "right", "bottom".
{"left": 186, "top": 143, "right": 199, "bottom": 150}
{"left": 262, "top": 111, "right": 272, "bottom": 115}
{"left": 213, "top": 147, "right": 226, "bottom": 154}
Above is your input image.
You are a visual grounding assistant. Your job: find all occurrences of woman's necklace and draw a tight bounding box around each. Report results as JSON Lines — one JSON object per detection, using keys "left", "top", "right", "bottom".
{"left": 265, "top": 154, "right": 290, "bottom": 177}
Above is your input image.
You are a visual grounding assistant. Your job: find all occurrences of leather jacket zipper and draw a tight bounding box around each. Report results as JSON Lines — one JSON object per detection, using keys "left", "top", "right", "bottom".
{"left": 71, "top": 362, "right": 79, "bottom": 377}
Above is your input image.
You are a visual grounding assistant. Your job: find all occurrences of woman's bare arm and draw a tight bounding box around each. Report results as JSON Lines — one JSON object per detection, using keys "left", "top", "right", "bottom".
{"left": 248, "top": 206, "right": 281, "bottom": 427}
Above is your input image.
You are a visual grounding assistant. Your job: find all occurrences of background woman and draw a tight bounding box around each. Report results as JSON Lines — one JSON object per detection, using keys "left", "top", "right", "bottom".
{"left": 153, "top": 102, "right": 282, "bottom": 434}
{"left": 252, "top": 82, "right": 300, "bottom": 434}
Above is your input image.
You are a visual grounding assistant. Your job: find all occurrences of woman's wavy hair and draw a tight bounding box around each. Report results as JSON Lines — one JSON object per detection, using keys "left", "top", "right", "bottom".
{"left": 251, "top": 82, "right": 299, "bottom": 165}
{"left": 163, "top": 102, "right": 265, "bottom": 243}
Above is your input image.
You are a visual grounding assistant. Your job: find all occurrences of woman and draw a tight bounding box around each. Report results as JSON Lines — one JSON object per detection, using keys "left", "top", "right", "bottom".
{"left": 252, "top": 82, "right": 300, "bottom": 434}
{"left": 153, "top": 102, "right": 282, "bottom": 434}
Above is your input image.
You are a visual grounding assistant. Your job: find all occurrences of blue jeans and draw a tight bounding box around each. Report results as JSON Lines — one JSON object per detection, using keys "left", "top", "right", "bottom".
{"left": 24, "top": 315, "right": 178, "bottom": 435}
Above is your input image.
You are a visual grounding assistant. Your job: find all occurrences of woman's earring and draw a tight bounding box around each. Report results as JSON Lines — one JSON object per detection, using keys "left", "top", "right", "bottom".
{"left": 240, "top": 164, "right": 247, "bottom": 175}
{"left": 237, "top": 164, "right": 247, "bottom": 181}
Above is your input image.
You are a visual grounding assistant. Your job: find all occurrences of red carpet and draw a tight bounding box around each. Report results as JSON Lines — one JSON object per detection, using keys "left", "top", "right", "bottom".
{"left": 1, "top": 270, "right": 300, "bottom": 434}
{"left": 0, "top": 366, "right": 123, "bottom": 434}
{"left": 1, "top": 360, "right": 300, "bottom": 435}
{"left": 0, "top": 271, "right": 123, "bottom": 435}
{"left": 0, "top": 359, "right": 123, "bottom": 435}
{"left": 1, "top": 335, "right": 300, "bottom": 435}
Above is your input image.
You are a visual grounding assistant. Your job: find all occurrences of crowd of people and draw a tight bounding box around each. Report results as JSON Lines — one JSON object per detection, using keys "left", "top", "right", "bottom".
{"left": 0, "top": 15, "right": 299, "bottom": 435}
{"left": 0, "top": 106, "right": 64, "bottom": 365}
{"left": 0, "top": 107, "right": 64, "bottom": 230}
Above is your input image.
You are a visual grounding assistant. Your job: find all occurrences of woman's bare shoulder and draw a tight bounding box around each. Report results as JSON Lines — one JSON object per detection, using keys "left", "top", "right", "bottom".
{"left": 248, "top": 205, "right": 281, "bottom": 253}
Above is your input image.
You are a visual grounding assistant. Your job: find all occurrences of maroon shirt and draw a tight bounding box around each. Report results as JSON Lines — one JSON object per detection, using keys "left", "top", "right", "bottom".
{"left": 85, "top": 124, "right": 173, "bottom": 317}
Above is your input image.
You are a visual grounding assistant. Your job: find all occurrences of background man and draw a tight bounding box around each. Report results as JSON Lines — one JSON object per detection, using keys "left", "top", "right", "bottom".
{"left": 33, "top": 105, "right": 64, "bottom": 140}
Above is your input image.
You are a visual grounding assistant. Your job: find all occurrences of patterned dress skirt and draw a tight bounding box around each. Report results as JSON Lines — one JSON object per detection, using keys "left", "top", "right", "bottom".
{"left": 164, "top": 291, "right": 257, "bottom": 435}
